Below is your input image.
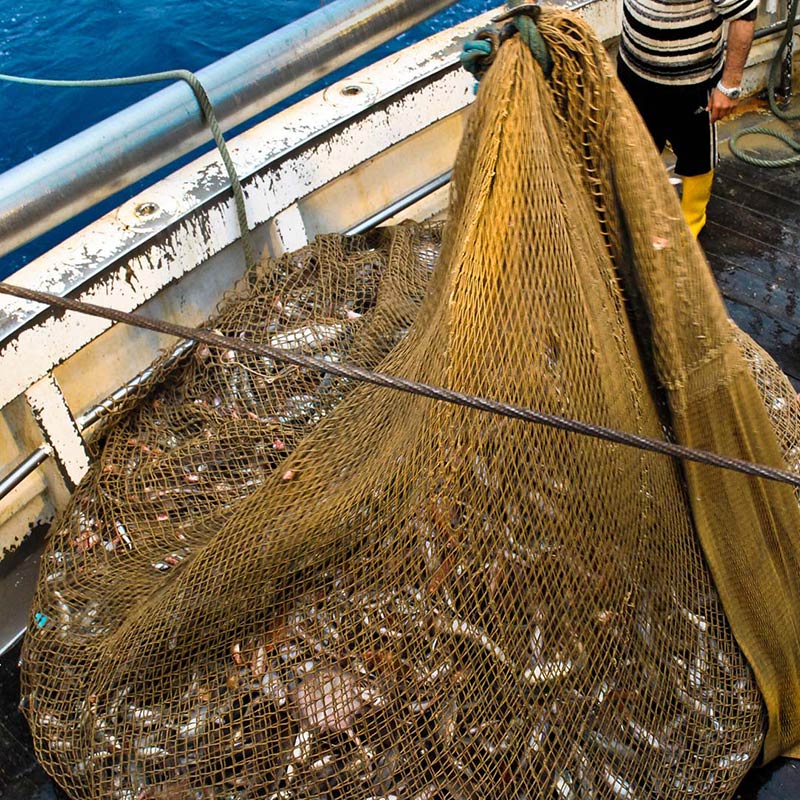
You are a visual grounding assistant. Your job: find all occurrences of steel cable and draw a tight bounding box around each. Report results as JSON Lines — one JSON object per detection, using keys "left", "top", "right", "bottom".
{"left": 2, "top": 279, "right": 800, "bottom": 488}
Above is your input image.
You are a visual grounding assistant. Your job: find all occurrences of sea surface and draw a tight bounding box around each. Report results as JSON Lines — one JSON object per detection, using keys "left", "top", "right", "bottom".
{"left": 0, "top": 0, "right": 496, "bottom": 279}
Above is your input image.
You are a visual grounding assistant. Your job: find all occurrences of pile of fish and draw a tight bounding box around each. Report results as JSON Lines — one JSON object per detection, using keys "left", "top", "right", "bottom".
{"left": 36, "top": 228, "right": 440, "bottom": 582}
{"left": 28, "top": 550, "right": 765, "bottom": 800}
{"left": 23, "top": 222, "right": 771, "bottom": 799}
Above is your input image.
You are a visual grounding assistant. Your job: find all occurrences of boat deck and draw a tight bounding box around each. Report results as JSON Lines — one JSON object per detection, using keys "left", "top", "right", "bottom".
{"left": 0, "top": 641, "right": 54, "bottom": 800}
{"left": 2, "top": 106, "right": 800, "bottom": 800}
{"left": 700, "top": 107, "right": 800, "bottom": 390}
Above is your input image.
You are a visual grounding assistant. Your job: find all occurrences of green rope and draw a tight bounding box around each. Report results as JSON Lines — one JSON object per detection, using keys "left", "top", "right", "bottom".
{"left": 730, "top": 125, "right": 800, "bottom": 166}
{"left": 460, "top": 38, "right": 494, "bottom": 79}
{"left": 460, "top": 3, "right": 553, "bottom": 87}
{"left": 0, "top": 69, "right": 256, "bottom": 270}
{"left": 515, "top": 13, "right": 553, "bottom": 78}
{"left": 730, "top": 0, "right": 800, "bottom": 168}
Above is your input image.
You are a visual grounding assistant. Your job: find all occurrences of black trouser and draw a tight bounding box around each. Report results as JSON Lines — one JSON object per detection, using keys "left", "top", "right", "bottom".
{"left": 617, "top": 57, "right": 718, "bottom": 177}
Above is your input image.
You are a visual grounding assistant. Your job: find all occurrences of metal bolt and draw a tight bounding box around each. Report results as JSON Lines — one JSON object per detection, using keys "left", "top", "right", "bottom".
{"left": 134, "top": 202, "right": 160, "bottom": 218}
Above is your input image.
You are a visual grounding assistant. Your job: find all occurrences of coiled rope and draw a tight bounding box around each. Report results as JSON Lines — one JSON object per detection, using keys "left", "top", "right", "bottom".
{"left": 0, "top": 69, "right": 256, "bottom": 270}
{"left": 1, "top": 279, "right": 799, "bottom": 489}
{"left": 730, "top": 0, "right": 800, "bottom": 167}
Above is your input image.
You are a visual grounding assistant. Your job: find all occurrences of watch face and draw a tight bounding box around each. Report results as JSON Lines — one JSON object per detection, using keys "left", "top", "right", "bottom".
{"left": 719, "top": 84, "right": 741, "bottom": 99}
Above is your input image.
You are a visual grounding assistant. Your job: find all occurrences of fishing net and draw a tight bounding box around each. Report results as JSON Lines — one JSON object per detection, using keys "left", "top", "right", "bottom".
{"left": 20, "top": 7, "right": 800, "bottom": 800}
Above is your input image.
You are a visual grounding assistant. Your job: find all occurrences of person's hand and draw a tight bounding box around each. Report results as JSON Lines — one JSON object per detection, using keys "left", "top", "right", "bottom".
{"left": 707, "top": 87, "right": 739, "bottom": 123}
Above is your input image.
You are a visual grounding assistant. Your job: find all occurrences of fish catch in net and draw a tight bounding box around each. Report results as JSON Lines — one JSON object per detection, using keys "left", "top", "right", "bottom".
{"left": 20, "top": 7, "right": 800, "bottom": 800}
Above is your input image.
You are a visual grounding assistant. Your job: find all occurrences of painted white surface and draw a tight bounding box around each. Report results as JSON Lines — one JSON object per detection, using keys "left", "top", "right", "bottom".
{"left": 0, "top": 13, "right": 484, "bottom": 408}
{"left": 25, "top": 375, "right": 90, "bottom": 489}
{"left": 272, "top": 205, "right": 310, "bottom": 254}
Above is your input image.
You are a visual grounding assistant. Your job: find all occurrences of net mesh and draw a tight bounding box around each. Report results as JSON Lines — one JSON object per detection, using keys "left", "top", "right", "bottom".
{"left": 20, "top": 9, "right": 800, "bottom": 800}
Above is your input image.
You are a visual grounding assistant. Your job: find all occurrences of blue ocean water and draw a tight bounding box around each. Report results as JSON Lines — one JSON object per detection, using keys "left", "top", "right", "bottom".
{"left": 0, "top": 0, "right": 496, "bottom": 279}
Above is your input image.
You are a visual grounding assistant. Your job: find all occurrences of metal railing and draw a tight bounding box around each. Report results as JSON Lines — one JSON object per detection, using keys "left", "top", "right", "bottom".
{"left": 0, "top": 0, "right": 461, "bottom": 258}
{"left": 754, "top": 1, "right": 800, "bottom": 96}
{"left": 0, "top": 170, "right": 454, "bottom": 508}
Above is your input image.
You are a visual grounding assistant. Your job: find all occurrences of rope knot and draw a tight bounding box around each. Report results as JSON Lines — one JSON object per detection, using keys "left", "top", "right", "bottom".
{"left": 460, "top": 2, "right": 552, "bottom": 87}
{"left": 459, "top": 29, "right": 500, "bottom": 81}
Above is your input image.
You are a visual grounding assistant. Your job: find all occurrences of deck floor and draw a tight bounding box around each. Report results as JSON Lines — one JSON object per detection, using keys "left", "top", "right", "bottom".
{"left": 0, "top": 642, "right": 59, "bottom": 800}
{"left": 2, "top": 105, "right": 800, "bottom": 800}
{"left": 700, "top": 119, "right": 800, "bottom": 389}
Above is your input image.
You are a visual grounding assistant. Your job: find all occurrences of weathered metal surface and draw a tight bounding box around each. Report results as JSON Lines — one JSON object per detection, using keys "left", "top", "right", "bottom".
{"left": 24, "top": 377, "right": 90, "bottom": 493}
{"left": 0, "top": 18, "right": 485, "bottom": 400}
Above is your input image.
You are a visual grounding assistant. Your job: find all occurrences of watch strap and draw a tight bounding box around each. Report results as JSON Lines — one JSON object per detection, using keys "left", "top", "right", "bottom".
{"left": 716, "top": 81, "right": 741, "bottom": 99}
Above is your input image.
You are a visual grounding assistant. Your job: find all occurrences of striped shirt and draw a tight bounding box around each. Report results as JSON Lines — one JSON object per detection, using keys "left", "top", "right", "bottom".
{"left": 619, "top": 0, "right": 759, "bottom": 85}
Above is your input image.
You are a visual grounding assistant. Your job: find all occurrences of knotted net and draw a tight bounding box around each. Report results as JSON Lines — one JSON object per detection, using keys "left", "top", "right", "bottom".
{"left": 21, "top": 8, "right": 800, "bottom": 800}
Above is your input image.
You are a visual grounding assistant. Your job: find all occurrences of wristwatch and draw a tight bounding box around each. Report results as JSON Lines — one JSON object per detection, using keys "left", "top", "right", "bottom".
{"left": 716, "top": 81, "right": 742, "bottom": 100}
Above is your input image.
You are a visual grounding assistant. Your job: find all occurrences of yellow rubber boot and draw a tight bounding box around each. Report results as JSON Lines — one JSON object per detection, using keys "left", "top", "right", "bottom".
{"left": 680, "top": 170, "right": 714, "bottom": 238}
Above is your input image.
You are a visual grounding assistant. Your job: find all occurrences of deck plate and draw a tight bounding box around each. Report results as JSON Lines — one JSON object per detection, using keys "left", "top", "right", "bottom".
{"left": 701, "top": 140, "right": 800, "bottom": 389}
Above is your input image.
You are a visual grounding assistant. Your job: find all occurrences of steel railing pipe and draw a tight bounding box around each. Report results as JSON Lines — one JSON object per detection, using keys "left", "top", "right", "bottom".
{"left": 754, "top": 12, "right": 800, "bottom": 40}
{"left": 0, "top": 0, "right": 462, "bottom": 258}
{"left": 0, "top": 446, "right": 50, "bottom": 503}
{"left": 347, "top": 170, "right": 452, "bottom": 235}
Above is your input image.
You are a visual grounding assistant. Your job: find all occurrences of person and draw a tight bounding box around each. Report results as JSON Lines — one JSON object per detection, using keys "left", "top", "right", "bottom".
{"left": 617, "top": 0, "right": 758, "bottom": 237}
